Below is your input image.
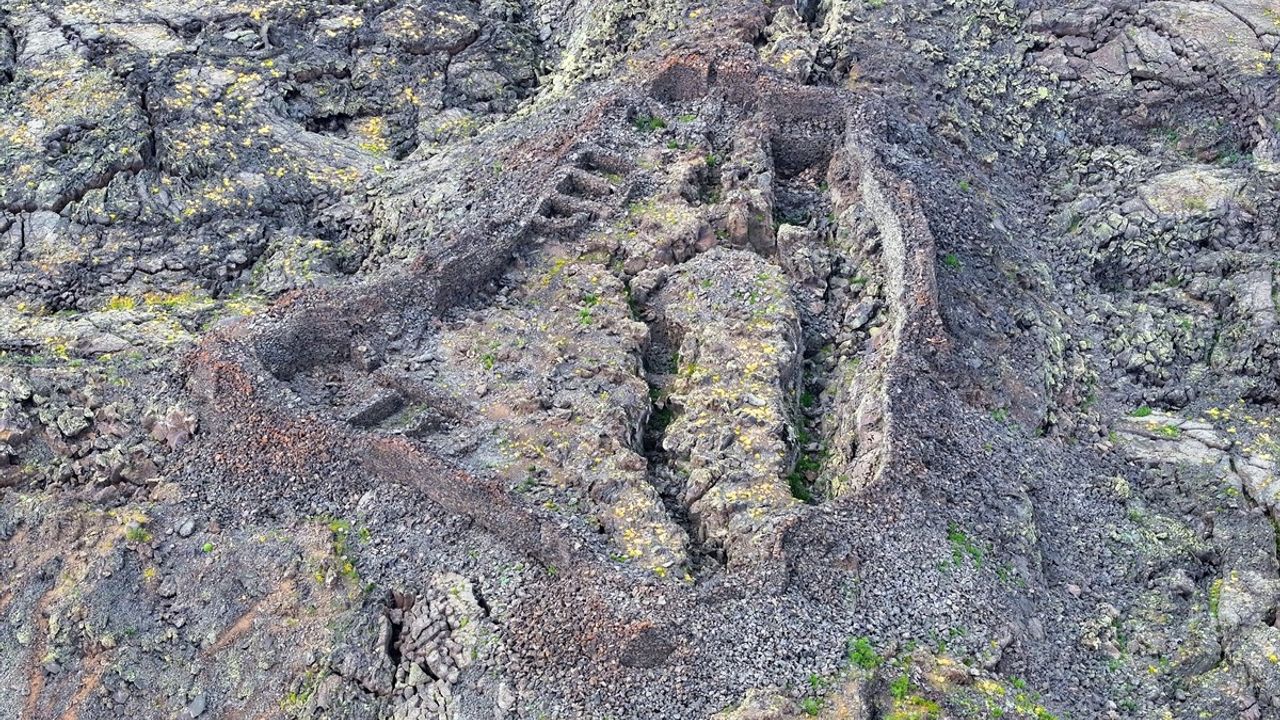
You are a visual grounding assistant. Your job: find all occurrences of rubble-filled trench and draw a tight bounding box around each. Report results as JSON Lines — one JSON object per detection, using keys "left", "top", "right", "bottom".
{"left": 2, "top": 0, "right": 1280, "bottom": 718}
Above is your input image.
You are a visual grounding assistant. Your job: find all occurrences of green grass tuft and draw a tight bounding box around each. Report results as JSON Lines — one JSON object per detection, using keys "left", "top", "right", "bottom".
{"left": 848, "top": 636, "right": 882, "bottom": 669}
{"left": 632, "top": 114, "right": 667, "bottom": 133}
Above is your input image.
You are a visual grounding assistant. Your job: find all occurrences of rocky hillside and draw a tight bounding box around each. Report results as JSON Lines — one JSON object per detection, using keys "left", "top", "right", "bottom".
{"left": 1, "top": 0, "right": 1279, "bottom": 718}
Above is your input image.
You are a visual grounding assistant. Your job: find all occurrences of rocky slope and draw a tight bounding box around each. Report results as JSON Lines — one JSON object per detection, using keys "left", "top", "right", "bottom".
{"left": 1, "top": 0, "right": 1279, "bottom": 718}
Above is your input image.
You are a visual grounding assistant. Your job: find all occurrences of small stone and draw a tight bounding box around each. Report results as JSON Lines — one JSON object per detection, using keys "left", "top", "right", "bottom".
{"left": 56, "top": 407, "right": 92, "bottom": 438}
{"left": 79, "top": 332, "right": 131, "bottom": 355}
{"left": 496, "top": 681, "right": 516, "bottom": 712}
{"left": 0, "top": 410, "right": 32, "bottom": 446}
{"left": 177, "top": 518, "right": 196, "bottom": 537}
{"left": 181, "top": 693, "right": 207, "bottom": 719}
{"left": 407, "top": 662, "right": 429, "bottom": 688}
{"left": 149, "top": 406, "right": 198, "bottom": 449}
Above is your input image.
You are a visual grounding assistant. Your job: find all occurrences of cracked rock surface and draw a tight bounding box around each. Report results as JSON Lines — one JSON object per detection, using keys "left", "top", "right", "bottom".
{"left": 2, "top": 0, "right": 1280, "bottom": 718}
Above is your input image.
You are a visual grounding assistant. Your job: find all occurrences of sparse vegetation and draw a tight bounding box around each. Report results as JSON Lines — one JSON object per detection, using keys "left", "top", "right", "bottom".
{"left": 281, "top": 670, "right": 322, "bottom": 713}
{"left": 1182, "top": 195, "right": 1208, "bottom": 212}
{"left": 947, "top": 522, "right": 984, "bottom": 568}
{"left": 1209, "top": 578, "right": 1223, "bottom": 619}
{"left": 125, "top": 525, "right": 152, "bottom": 543}
{"left": 632, "top": 114, "right": 667, "bottom": 133}
{"left": 104, "top": 295, "right": 137, "bottom": 311}
{"left": 890, "top": 674, "right": 912, "bottom": 700}
{"left": 788, "top": 446, "right": 825, "bottom": 503}
{"left": 327, "top": 518, "right": 360, "bottom": 583}
{"left": 887, "top": 695, "right": 940, "bottom": 720}
{"left": 579, "top": 293, "right": 600, "bottom": 325}
{"left": 848, "top": 636, "right": 882, "bottom": 669}
{"left": 788, "top": 470, "right": 814, "bottom": 502}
